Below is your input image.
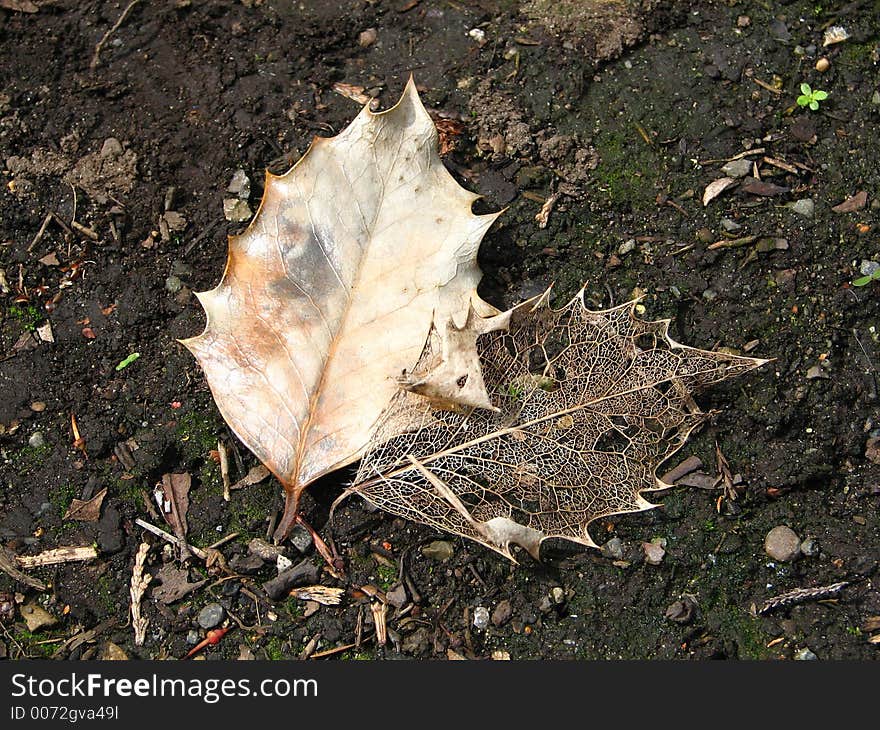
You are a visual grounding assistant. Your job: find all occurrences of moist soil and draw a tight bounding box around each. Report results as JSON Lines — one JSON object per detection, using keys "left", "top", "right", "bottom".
{"left": 1, "top": 0, "right": 878, "bottom": 661}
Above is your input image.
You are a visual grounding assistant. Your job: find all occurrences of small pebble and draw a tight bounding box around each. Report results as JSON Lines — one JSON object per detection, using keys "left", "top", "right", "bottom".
{"left": 226, "top": 169, "right": 251, "bottom": 199}
{"left": 421, "top": 540, "right": 454, "bottom": 562}
{"left": 20, "top": 603, "right": 57, "bottom": 632}
{"left": 30, "top": 401, "right": 46, "bottom": 412}
{"left": 815, "top": 57, "right": 830, "bottom": 72}
{"left": 765, "top": 525, "right": 801, "bottom": 562}
{"left": 794, "top": 647, "right": 818, "bottom": 661}
{"left": 664, "top": 596, "right": 697, "bottom": 625}
{"left": 186, "top": 629, "right": 200, "bottom": 646}
{"left": 223, "top": 198, "right": 253, "bottom": 223}
{"left": 642, "top": 540, "right": 666, "bottom": 565}
{"left": 100, "top": 137, "right": 123, "bottom": 159}
{"left": 721, "top": 158, "right": 752, "bottom": 178}
{"left": 786, "top": 199, "right": 814, "bottom": 218}
{"left": 618, "top": 239, "right": 636, "bottom": 256}
{"left": 28, "top": 432, "right": 46, "bottom": 449}
{"left": 737, "top": 15, "right": 750, "bottom": 27}
{"left": 288, "top": 523, "right": 313, "bottom": 554}
{"left": 550, "top": 586, "right": 565, "bottom": 605}
{"left": 600, "top": 537, "right": 624, "bottom": 560}
{"left": 197, "top": 602, "right": 226, "bottom": 630}
{"left": 720, "top": 217, "right": 742, "bottom": 232}
{"left": 859, "top": 260, "right": 880, "bottom": 277}
{"left": 800, "top": 537, "right": 819, "bottom": 557}
{"left": 165, "top": 275, "right": 182, "bottom": 294}
{"left": 358, "top": 28, "right": 377, "bottom": 48}
{"left": 472, "top": 605, "right": 490, "bottom": 630}
{"left": 491, "top": 599, "right": 513, "bottom": 627}
{"left": 695, "top": 227, "right": 714, "bottom": 244}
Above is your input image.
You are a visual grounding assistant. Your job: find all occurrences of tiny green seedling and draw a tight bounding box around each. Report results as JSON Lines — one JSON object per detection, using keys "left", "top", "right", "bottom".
{"left": 852, "top": 267, "right": 880, "bottom": 287}
{"left": 797, "top": 83, "right": 828, "bottom": 110}
{"left": 115, "top": 352, "right": 141, "bottom": 371}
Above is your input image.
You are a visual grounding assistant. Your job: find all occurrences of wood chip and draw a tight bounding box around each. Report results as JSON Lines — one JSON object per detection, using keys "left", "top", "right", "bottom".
{"left": 289, "top": 585, "right": 345, "bottom": 606}
{"left": 702, "top": 177, "right": 736, "bottom": 206}
{"left": 831, "top": 191, "right": 868, "bottom": 213}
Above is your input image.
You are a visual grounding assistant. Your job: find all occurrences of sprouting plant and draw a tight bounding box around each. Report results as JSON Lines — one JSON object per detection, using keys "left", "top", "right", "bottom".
{"left": 853, "top": 266, "right": 880, "bottom": 287}
{"left": 797, "top": 83, "right": 828, "bottom": 110}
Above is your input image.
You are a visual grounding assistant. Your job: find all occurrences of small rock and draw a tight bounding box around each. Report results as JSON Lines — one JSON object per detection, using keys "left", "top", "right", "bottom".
{"left": 642, "top": 540, "right": 666, "bottom": 565}
{"left": 491, "top": 600, "right": 513, "bottom": 627}
{"left": 800, "top": 537, "right": 819, "bottom": 557}
{"left": 721, "top": 158, "right": 752, "bottom": 178}
{"left": 197, "top": 602, "right": 226, "bottom": 630}
{"left": 618, "top": 239, "right": 636, "bottom": 255}
{"left": 550, "top": 586, "right": 565, "bottom": 605}
{"left": 229, "top": 552, "right": 265, "bottom": 574}
{"left": 30, "top": 401, "right": 46, "bottom": 412}
{"left": 226, "top": 169, "right": 251, "bottom": 199}
{"left": 288, "top": 523, "right": 313, "bottom": 554}
{"left": 385, "top": 583, "right": 407, "bottom": 609}
{"left": 186, "top": 629, "right": 200, "bottom": 646}
{"left": 815, "top": 57, "right": 830, "bottom": 72}
{"left": 28, "top": 432, "right": 46, "bottom": 449}
{"left": 720, "top": 217, "right": 742, "bottom": 232}
{"left": 100, "top": 137, "right": 124, "bottom": 159}
{"left": 421, "top": 540, "right": 454, "bottom": 562}
{"left": 472, "top": 605, "right": 490, "bottom": 630}
{"left": 765, "top": 525, "right": 801, "bottom": 562}
{"left": 600, "top": 537, "right": 624, "bottom": 560}
{"left": 786, "top": 199, "right": 814, "bottom": 218}
{"left": 695, "top": 227, "right": 714, "bottom": 244}
{"left": 165, "top": 275, "right": 182, "bottom": 294}
{"left": 100, "top": 642, "right": 129, "bottom": 660}
{"left": 358, "top": 28, "right": 378, "bottom": 48}
{"left": 859, "top": 260, "right": 880, "bottom": 278}
{"left": 794, "top": 647, "right": 818, "bottom": 661}
{"left": 97, "top": 505, "right": 124, "bottom": 554}
{"left": 20, "top": 603, "right": 57, "bottom": 632}
{"left": 237, "top": 644, "right": 256, "bottom": 660}
{"left": 248, "top": 537, "right": 285, "bottom": 562}
{"left": 223, "top": 198, "right": 253, "bottom": 222}
{"left": 276, "top": 554, "right": 293, "bottom": 572}
{"left": 737, "top": 15, "right": 750, "bottom": 28}
{"left": 491, "top": 650, "right": 511, "bottom": 660}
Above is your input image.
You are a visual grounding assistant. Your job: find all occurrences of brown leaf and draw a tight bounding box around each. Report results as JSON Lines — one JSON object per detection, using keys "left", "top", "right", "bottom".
{"left": 63, "top": 487, "right": 107, "bottom": 522}
{"left": 831, "top": 191, "right": 868, "bottom": 213}
{"left": 150, "top": 564, "right": 207, "bottom": 604}
{"left": 0, "top": 0, "right": 39, "bottom": 11}
{"left": 702, "top": 177, "right": 736, "bottom": 206}
{"left": 154, "top": 473, "right": 191, "bottom": 558}
{"left": 740, "top": 178, "right": 788, "bottom": 196}
{"left": 182, "top": 80, "right": 499, "bottom": 539}
{"left": 231, "top": 464, "right": 271, "bottom": 491}
{"left": 352, "top": 292, "right": 767, "bottom": 560}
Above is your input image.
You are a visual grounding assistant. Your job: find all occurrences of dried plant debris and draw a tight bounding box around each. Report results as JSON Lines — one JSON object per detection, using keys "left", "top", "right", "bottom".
{"left": 182, "top": 78, "right": 501, "bottom": 541}
{"left": 351, "top": 291, "right": 766, "bottom": 560}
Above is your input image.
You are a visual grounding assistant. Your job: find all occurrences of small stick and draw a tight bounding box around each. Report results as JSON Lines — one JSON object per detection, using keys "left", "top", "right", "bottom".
{"left": 90, "top": 0, "right": 141, "bottom": 70}
{"left": 16, "top": 546, "right": 97, "bottom": 569}
{"left": 371, "top": 601, "right": 388, "bottom": 646}
{"left": 0, "top": 546, "right": 47, "bottom": 590}
{"left": 208, "top": 531, "right": 239, "bottom": 550}
{"left": 130, "top": 542, "right": 151, "bottom": 647}
{"left": 218, "top": 440, "right": 231, "bottom": 502}
{"left": 134, "top": 518, "right": 208, "bottom": 560}
{"left": 71, "top": 220, "right": 99, "bottom": 241}
{"left": 310, "top": 641, "right": 359, "bottom": 659}
{"left": 27, "top": 213, "right": 53, "bottom": 253}
{"left": 699, "top": 148, "right": 766, "bottom": 165}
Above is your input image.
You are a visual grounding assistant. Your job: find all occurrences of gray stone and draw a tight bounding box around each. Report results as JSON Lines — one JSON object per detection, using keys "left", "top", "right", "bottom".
{"left": 800, "top": 537, "right": 819, "bottom": 557}
{"left": 721, "top": 158, "right": 752, "bottom": 178}
{"left": 859, "top": 260, "right": 880, "bottom": 277}
{"left": 229, "top": 552, "right": 265, "bottom": 574}
{"left": 765, "top": 525, "right": 801, "bottom": 562}
{"left": 223, "top": 198, "right": 252, "bottom": 222}
{"left": 600, "top": 537, "right": 624, "bottom": 560}
{"left": 472, "top": 606, "right": 490, "bottom": 630}
{"left": 165, "top": 275, "right": 182, "bottom": 294}
{"left": 20, "top": 603, "right": 57, "bottom": 632}
{"left": 28, "top": 432, "right": 46, "bottom": 449}
{"left": 186, "top": 629, "right": 200, "bottom": 646}
{"left": 197, "top": 603, "right": 226, "bottom": 630}
{"left": 720, "top": 217, "right": 742, "bottom": 232}
{"left": 421, "top": 540, "right": 454, "bottom": 562}
{"left": 618, "top": 239, "right": 636, "bottom": 256}
{"left": 787, "top": 198, "right": 814, "bottom": 218}
{"left": 550, "top": 586, "right": 566, "bottom": 605}
{"left": 386, "top": 583, "right": 407, "bottom": 609}
{"left": 794, "top": 647, "right": 818, "bottom": 661}
{"left": 288, "top": 523, "right": 313, "bottom": 554}
{"left": 226, "top": 169, "right": 251, "bottom": 199}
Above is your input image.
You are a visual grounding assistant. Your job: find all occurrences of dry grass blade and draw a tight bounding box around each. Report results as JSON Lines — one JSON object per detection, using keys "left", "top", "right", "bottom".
{"left": 351, "top": 290, "right": 767, "bottom": 560}
{"left": 181, "top": 79, "right": 500, "bottom": 542}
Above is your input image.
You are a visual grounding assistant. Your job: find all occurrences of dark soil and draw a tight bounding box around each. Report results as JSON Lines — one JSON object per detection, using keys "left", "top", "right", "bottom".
{"left": 1, "top": 0, "right": 878, "bottom": 661}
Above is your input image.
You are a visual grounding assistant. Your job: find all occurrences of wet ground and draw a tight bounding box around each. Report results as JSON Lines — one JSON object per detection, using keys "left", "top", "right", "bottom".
{"left": 1, "top": 0, "right": 878, "bottom": 660}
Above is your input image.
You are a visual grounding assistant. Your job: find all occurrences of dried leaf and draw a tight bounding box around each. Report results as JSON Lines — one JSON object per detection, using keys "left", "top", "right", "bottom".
{"left": 63, "top": 487, "right": 107, "bottom": 522}
{"left": 231, "top": 464, "right": 271, "bottom": 490}
{"left": 182, "top": 79, "right": 499, "bottom": 540}
{"left": 150, "top": 564, "right": 207, "bottom": 604}
{"left": 0, "top": 0, "right": 39, "bottom": 11}
{"left": 352, "top": 291, "right": 766, "bottom": 560}
{"left": 831, "top": 191, "right": 868, "bottom": 213}
{"left": 154, "top": 473, "right": 191, "bottom": 559}
{"left": 702, "top": 177, "right": 736, "bottom": 206}
{"left": 740, "top": 179, "right": 788, "bottom": 197}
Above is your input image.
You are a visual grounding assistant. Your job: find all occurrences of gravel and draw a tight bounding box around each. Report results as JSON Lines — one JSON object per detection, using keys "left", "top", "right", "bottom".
{"left": 197, "top": 603, "right": 226, "bottom": 630}
{"left": 765, "top": 525, "right": 801, "bottom": 562}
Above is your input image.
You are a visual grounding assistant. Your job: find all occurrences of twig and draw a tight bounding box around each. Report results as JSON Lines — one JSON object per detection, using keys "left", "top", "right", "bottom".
{"left": 208, "top": 531, "right": 239, "bottom": 550}
{"left": 218, "top": 439, "right": 231, "bottom": 502}
{"left": 27, "top": 213, "right": 53, "bottom": 253}
{"left": 90, "top": 0, "right": 141, "bottom": 70}
{"left": 310, "top": 641, "right": 360, "bottom": 659}
{"left": 535, "top": 193, "right": 559, "bottom": 229}
{"left": 16, "top": 546, "right": 98, "bottom": 569}
{"left": 134, "top": 518, "right": 208, "bottom": 560}
{"left": 130, "top": 542, "right": 152, "bottom": 646}
{"left": 0, "top": 546, "right": 47, "bottom": 590}
{"left": 758, "top": 581, "right": 849, "bottom": 615}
